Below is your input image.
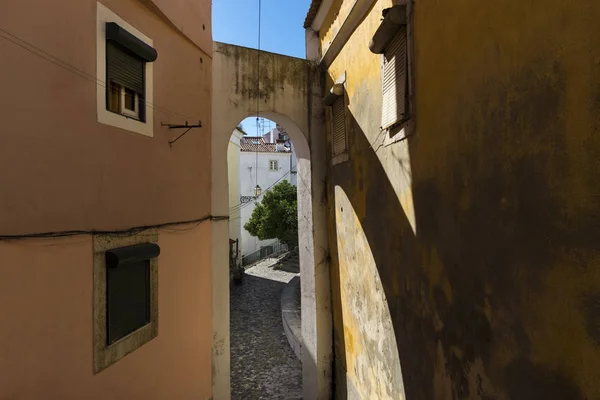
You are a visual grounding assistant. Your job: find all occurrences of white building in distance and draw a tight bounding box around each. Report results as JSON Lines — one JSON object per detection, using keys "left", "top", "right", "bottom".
{"left": 238, "top": 125, "right": 297, "bottom": 257}
{"left": 227, "top": 128, "right": 245, "bottom": 264}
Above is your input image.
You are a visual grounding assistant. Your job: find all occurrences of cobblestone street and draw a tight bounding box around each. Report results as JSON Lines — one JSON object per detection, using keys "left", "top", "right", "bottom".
{"left": 230, "top": 258, "right": 302, "bottom": 399}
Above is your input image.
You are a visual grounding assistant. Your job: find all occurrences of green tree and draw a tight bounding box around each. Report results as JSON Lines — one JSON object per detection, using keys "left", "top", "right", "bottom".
{"left": 244, "top": 180, "right": 298, "bottom": 246}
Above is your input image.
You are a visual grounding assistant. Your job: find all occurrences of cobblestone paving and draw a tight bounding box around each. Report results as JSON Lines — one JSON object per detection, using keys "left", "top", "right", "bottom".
{"left": 230, "top": 258, "right": 302, "bottom": 399}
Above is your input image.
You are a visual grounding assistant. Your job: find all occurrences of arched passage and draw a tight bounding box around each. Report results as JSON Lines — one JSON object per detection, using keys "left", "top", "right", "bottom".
{"left": 211, "top": 42, "right": 332, "bottom": 399}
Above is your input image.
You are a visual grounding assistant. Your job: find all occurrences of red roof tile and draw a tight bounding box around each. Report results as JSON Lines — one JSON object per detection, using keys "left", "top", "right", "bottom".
{"left": 304, "top": 0, "right": 323, "bottom": 28}
{"left": 240, "top": 137, "right": 277, "bottom": 152}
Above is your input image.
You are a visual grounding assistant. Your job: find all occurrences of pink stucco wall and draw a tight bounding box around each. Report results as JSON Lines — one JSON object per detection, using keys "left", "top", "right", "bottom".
{"left": 0, "top": 0, "right": 212, "bottom": 235}
{"left": 0, "top": 0, "right": 214, "bottom": 397}
{"left": 0, "top": 224, "right": 212, "bottom": 399}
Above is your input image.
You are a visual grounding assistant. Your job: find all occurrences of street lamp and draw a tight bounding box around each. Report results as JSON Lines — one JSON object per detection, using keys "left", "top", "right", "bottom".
{"left": 254, "top": 185, "right": 262, "bottom": 197}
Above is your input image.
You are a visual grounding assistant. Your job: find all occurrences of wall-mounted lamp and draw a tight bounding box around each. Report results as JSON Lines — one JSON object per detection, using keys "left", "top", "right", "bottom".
{"left": 254, "top": 185, "right": 262, "bottom": 197}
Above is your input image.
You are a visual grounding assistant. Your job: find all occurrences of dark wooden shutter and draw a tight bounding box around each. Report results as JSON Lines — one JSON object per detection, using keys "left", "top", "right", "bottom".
{"left": 106, "top": 259, "right": 150, "bottom": 345}
{"left": 106, "top": 41, "right": 145, "bottom": 94}
{"left": 105, "top": 243, "right": 158, "bottom": 345}
{"left": 332, "top": 95, "right": 347, "bottom": 157}
{"left": 381, "top": 27, "right": 407, "bottom": 129}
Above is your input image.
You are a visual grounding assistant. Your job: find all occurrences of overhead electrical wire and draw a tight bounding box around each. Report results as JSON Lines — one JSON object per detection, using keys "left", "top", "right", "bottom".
{"left": 229, "top": 162, "right": 297, "bottom": 215}
{"left": 1, "top": 17, "right": 410, "bottom": 236}
{"left": 0, "top": 27, "right": 217, "bottom": 240}
{"left": 228, "top": 170, "right": 297, "bottom": 224}
{"left": 254, "top": 0, "right": 262, "bottom": 198}
{"left": 0, "top": 215, "right": 229, "bottom": 241}
{"left": 0, "top": 27, "right": 196, "bottom": 121}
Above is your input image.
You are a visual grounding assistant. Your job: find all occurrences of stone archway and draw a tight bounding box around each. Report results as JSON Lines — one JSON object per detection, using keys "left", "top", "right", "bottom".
{"left": 211, "top": 42, "right": 332, "bottom": 399}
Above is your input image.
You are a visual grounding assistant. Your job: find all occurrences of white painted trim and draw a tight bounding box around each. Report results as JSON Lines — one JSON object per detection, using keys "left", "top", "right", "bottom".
{"left": 96, "top": 2, "right": 154, "bottom": 137}
{"left": 120, "top": 87, "right": 140, "bottom": 119}
{"left": 310, "top": 0, "right": 334, "bottom": 31}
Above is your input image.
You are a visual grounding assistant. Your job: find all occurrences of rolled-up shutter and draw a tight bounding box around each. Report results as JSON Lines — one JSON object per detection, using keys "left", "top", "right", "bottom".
{"left": 106, "top": 41, "right": 145, "bottom": 94}
{"left": 332, "top": 95, "right": 347, "bottom": 157}
{"left": 381, "top": 27, "right": 407, "bottom": 129}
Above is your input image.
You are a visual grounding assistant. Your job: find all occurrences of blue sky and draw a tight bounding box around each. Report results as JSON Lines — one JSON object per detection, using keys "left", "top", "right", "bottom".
{"left": 212, "top": 0, "right": 311, "bottom": 135}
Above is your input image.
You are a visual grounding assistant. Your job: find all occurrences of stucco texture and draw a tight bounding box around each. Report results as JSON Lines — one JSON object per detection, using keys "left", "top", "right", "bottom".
{"left": 0, "top": 224, "right": 212, "bottom": 399}
{"left": 324, "top": 0, "right": 600, "bottom": 399}
{"left": 0, "top": 0, "right": 212, "bottom": 235}
{"left": 212, "top": 43, "right": 332, "bottom": 398}
{"left": 0, "top": 0, "right": 214, "bottom": 398}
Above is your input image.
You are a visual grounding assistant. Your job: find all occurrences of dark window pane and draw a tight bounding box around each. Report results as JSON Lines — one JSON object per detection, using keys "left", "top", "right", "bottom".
{"left": 124, "top": 88, "right": 136, "bottom": 111}
{"left": 107, "top": 81, "right": 121, "bottom": 113}
{"left": 106, "top": 260, "right": 150, "bottom": 345}
{"left": 106, "top": 41, "right": 145, "bottom": 94}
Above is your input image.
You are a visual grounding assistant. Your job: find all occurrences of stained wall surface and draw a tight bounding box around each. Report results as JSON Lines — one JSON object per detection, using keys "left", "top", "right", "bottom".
{"left": 320, "top": 0, "right": 600, "bottom": 399}
{"left": 212, "top": 42, "right": 332, "bottom": 399}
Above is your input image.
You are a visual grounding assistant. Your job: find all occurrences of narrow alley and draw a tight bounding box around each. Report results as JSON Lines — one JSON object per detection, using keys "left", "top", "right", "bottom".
{"left": 230, "top": 258, "right": 302, "bottom": 400}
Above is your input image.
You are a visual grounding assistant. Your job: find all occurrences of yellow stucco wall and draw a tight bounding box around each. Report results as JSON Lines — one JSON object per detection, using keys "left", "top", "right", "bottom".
{"left": 323, "top": 0, "right": 600, "bottom": 399}
{"left": 319, "top": 0, "right": 353, "bottom": 55}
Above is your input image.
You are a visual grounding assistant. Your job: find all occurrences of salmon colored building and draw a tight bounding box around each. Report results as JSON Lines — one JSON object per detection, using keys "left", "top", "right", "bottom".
{"left": 0, "top": 0, "right": 214, "bottom": 398}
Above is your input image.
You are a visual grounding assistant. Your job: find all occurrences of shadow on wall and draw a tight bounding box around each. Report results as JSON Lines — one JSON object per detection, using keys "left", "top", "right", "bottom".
{"left": 329, "top": 109, "right": 424, "bottom": 399}
{"left": 329, "top": 67, "right": 596, "bottom": 399}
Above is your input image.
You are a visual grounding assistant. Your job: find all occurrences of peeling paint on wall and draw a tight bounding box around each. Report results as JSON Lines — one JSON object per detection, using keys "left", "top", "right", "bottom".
{"left": 322, "top": 0, "right": 600, "bottom": 399}
{"left": 334, "top": 186, "right": 405, "bottom": 400}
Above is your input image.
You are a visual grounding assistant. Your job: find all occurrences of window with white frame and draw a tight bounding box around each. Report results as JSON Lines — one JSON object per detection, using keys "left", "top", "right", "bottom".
{"left": 105, "top": 23, "right": 157, "bottom": 121}
{"left": 381, "top": 26, "right": 409, "bottom": 130}
{"left": 96, "top": 2, "right": 156, "bottom": 137}
{"left": 93, "top": 232, "right": 159, "bottom": 373}
{"left": 269, "top": 160, "right": 278, "bottom": 171}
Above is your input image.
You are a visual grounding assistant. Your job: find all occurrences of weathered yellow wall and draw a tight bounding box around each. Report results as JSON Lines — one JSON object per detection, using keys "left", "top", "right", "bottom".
{"left": 333, "top": 185, "right": 405, "bottom": 399}
{"left": 319, "top": 0, "right": 352, "bottom": 54}
{"left": 323, "top": 0, "right": 600, "bottom": 399}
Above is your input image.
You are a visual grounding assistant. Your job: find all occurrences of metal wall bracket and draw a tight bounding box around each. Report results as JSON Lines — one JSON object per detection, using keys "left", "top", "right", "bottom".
{"left": 161, "top": 120, "right": 202, "bottom": 147}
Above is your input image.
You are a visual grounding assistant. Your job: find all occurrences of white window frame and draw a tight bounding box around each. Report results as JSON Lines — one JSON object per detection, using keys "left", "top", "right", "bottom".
{"left": 380, "top": 28, "right": 408, "bottom": 130}
{"left": 381, "top": 1, "right": 415, "bottom": 147}
{"left": 96, "top": 2, "right": 153, "bottom": 137}
{"left": 269, "top": 160, "right": 278, "bottom": 171}
{"left": 120, "top": 86, "right": 140, "bottom": 119}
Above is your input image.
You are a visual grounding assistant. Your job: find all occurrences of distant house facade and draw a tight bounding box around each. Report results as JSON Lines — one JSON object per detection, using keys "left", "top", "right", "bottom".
{"left": 262, "top": 124, "right": 298, "bottom": 186}
{"left": 238, "top": 131, "right": 296, "bottom": 258}
{"left": 0, "top": 0, "right": 213, "bottom": 398}
{"left": 228, "top": 127, "right": 244, "bottom": 266}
